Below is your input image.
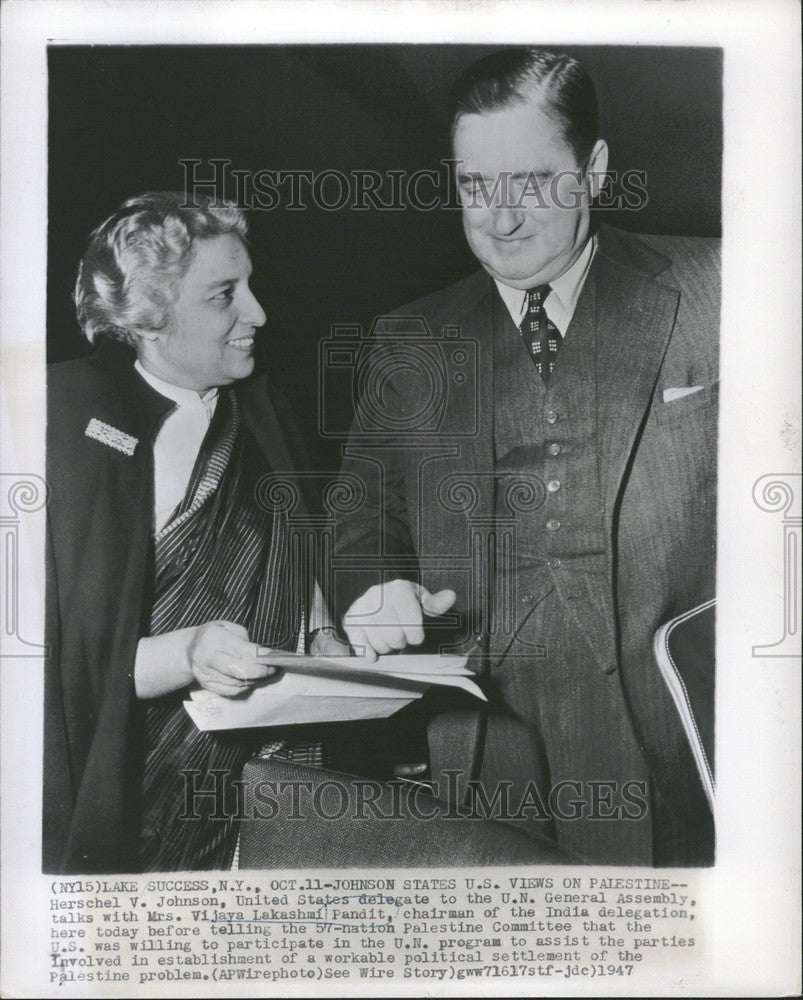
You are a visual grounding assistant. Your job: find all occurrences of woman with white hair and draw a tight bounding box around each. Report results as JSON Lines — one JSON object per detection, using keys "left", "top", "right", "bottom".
{"left": 44, "top": 192, "right": 335, "bottom": 873}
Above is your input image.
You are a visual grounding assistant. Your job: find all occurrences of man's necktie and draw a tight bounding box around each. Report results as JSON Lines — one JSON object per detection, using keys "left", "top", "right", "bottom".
{"left": 520, "top": 284, "right": 561, "bottom": 384}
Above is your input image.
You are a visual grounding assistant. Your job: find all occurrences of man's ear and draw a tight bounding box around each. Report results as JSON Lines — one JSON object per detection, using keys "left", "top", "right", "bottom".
{"left": 135, "top": 329, "right": 161, "bottom": 343}
{"left": 586, "top": 139, "right": 609, "bottom": 199}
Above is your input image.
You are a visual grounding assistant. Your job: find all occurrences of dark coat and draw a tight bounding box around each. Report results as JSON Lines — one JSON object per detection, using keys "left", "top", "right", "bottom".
{"left": 44, "top": 340, "right": 313, "bottom": 873}
{"left": 333, "top": 224, "right": 719, "bottom": 828}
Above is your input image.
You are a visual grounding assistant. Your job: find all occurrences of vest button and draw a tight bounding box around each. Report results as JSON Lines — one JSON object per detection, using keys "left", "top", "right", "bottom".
{"left": 547, "top": 443, "right": 561, "bottom": 456}
{"left": 547, "top": 558, "right": 562, "bottom": 569}
{"left": 547, "top": 479, "right": 561, "bottom": 492}
{"left": 520, "top": 592, "right": 534, "bottom": 604}
{"left": 546, "top": 519, "right": 561, "bottom": 531}
{"left": 546, "top": 410, "right": 558, "bottom": 424}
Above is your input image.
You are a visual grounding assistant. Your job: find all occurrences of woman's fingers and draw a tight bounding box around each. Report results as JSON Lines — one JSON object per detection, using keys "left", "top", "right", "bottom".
{"left": 207, "top": 649, "right": 275, "bottom": 682}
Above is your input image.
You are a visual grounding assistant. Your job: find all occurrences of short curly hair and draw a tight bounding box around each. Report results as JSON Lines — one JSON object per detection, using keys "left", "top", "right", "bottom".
{"left": 74, "top": 192, "right": 249, "bottom": 345}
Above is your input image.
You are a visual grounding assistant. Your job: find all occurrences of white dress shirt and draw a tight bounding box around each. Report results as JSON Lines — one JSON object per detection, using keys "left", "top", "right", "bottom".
{"left": 494, "top": 234, "right": 597, "bottom": 336}
{"left": 134, "top": 361, "right": 219, "bottom": 533}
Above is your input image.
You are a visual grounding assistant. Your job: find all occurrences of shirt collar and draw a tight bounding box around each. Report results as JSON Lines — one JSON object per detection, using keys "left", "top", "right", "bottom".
{"left": 494, "top": 233, "right": 597, "bottom": 329}
{"left": 134, "top": 360, "right": 218, "bottom": 411}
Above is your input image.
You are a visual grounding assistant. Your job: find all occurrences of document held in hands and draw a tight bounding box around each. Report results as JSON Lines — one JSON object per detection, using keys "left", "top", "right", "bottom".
{"left": 183, "top": 652, "right": 485, "bottom": 732}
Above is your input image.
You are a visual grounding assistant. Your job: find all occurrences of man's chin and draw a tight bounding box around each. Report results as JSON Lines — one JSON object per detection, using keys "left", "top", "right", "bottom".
{"left": 482, "top": 258, "right": 543, "bottom": 288}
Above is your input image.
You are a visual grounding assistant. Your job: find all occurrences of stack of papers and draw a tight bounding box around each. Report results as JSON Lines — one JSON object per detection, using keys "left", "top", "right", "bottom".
{"left": 184, "top": 652, "right": 485, "bottom": 732}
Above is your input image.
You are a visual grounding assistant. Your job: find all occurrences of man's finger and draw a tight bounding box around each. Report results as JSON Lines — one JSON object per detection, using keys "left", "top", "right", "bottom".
{"left": 364, "top": 629, "right": 392, "bottom": 656}
{"left": 393, "top": 588, "right": 426, "bottom": 646}
{"left": 345, "top": 625, "right": 378, "bottom": 663}
{"left": 373, "top": 615, "right": 407, "bottom": 650}
{"left": 419, "top": 587, "right": 457, "bottom": 617}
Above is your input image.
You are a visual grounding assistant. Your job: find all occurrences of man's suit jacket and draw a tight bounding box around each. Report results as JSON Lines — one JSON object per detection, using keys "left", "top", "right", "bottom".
{"left": 334, "top": 224, "right": 719, "bottom": 826}
{"left": 44, "top": 340, "right": 317, "bottom": 873}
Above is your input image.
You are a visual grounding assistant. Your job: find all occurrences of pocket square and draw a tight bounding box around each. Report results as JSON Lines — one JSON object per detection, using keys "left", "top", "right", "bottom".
{"left": 663, "top": 386, "right": 704, "bottom": 403}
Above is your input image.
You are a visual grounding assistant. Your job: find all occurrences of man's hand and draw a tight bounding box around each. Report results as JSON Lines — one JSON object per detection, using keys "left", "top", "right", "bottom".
{"left": 343, "top": 580, "right": 457, "bottom": 662}
{"left": 135, "top": 621, "right": 278, "bottom": 699}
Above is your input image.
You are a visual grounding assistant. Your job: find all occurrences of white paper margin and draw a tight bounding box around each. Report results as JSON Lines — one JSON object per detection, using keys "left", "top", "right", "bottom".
{"left": 1, "top": 1, "right": 800, "bottom": 996}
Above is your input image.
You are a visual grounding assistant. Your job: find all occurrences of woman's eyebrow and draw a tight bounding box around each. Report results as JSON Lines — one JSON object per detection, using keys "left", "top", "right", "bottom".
{"left": 204, "top": 276, "right": 238, "bottom": 291}
{"left": 204, "top": 265, "right": 253, "bottom": 291}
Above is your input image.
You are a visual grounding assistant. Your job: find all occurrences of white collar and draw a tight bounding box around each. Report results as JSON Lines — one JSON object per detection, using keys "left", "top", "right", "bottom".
{"left": 134, "top": 360, "right": 219, "bottom": 410}
{"left": 494, "top": 233, "right": 597, "bottom": 329}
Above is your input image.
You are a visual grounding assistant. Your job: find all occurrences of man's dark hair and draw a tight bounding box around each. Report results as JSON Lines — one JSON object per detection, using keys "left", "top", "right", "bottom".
{"left": 449, "top": 47, "right": 599, "bottom": 166}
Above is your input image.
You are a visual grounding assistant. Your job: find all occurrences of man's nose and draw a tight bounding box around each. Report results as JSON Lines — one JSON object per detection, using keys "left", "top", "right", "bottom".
{"left": 491, "top": 207, "right": 526, "bottom": 236}
{"left": 240, "top": 288, "right": 267, "bottom": 328}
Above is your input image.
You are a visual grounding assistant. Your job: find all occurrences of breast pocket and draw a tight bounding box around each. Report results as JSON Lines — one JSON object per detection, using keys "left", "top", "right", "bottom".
{"left": 653, "top": 380, "right": 719, "bottom": 427}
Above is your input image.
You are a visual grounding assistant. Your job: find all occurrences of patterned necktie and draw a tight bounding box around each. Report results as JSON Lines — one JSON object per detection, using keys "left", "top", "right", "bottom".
{"left": 520, "top": 284, "right": 561, "bottom": 384}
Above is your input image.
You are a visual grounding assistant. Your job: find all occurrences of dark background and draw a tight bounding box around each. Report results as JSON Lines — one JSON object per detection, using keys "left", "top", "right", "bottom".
{"left": 48, "top": 44, "right": 722, "bottom": 466}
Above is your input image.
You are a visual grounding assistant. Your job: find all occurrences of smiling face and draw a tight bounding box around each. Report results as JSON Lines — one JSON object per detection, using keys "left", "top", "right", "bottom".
{"left": 454, "top": 100, "right": 607, "bottom": 289}
{"left": 137, "top": 233, "right": 266, "bottom": 393}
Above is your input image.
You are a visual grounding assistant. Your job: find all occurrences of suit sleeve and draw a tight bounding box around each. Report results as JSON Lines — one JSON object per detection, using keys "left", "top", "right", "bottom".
{"left": 332, "top": 350, "right": 420, "bottom": 625}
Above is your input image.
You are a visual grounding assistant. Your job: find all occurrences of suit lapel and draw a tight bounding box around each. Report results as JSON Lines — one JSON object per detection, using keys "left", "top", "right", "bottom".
{"left": 593, "top": 228, "right": 680, "bottom": 524}
{"left": 85, "top": 344, "right": 174, "bottom": 530}
{"left": 451, "top": 276, "right": 496, "bottom": 515}
{"left": 419, "top": 274, "right": 497, "bottom": 566}
{"left": 451, "top": 233, "right": 681, "bottom": 536}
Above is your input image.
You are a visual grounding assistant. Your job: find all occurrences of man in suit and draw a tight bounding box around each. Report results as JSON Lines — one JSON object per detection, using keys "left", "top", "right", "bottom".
{"left": 333, "top": 48, "right": 718, "bottom": 865}
{"left": 44, "top": 192, "right": 340, "bottom": 873}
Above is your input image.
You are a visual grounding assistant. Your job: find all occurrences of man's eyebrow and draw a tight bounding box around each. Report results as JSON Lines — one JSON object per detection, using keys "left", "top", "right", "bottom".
{"left": 457, "top": 169, "right": 551, "bottom": 183}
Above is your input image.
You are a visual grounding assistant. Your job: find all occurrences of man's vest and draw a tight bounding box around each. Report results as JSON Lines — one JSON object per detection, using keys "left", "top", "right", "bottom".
{"left": 490, "top": 270, "right": 612, "bottom": 671}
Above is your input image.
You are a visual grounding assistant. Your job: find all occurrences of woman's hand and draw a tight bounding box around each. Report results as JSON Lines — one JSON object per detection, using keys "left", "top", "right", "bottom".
{"left": 309, "top": 625, "right": 352, "bottom": 658}
{"left": 135, "top": 621, "right": 278, "bottom": 699}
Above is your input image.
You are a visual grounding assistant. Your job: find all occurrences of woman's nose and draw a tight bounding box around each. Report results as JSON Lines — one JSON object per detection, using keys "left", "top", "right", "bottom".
{"left": 240, "top": 288, "right": 267, "bottom": 327}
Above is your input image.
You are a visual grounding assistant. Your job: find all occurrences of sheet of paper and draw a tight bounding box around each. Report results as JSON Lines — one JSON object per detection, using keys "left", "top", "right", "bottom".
{"left": 185, "top": 652, "right": 485, "bottom": 731}
{"left": 384, "top": 671, "right": 485, "bottom": 698}
{"left": 259, "top": 651, "right": 487, "bottom": 701}
{"left": 186, "top": 686, "right": 417, "bottom": 731}
{"left": 254, "top": 650, "right": 473, "bottom": 675}
{"left": 185, "top": 671, "right": 422, "bottom": 730}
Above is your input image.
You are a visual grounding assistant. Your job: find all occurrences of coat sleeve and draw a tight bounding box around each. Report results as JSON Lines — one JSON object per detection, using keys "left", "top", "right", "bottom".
{"left": 42, "top": 510, "right": 73, "bottom": 872}
{"left": 43, "top": 357, "right": 155, "bottom": 873}
{"left": 331, "top": 347, "right": 420, "bottom": 626}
